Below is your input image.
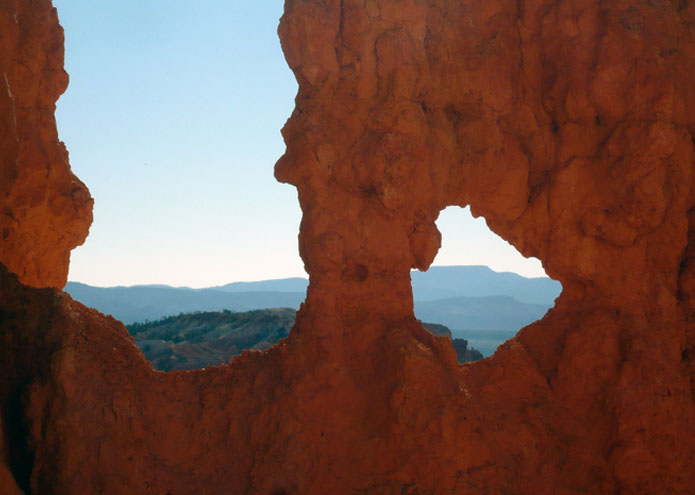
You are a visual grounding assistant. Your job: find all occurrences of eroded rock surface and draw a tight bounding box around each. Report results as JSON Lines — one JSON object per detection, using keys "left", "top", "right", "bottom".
{"left": 276, "top": 0, "right": 695, "bottom": 488}
{"left": 2, "top": 0, "right": 695, "bottom": 494}
{"left": 0, "top": 0, "right": 92, "bottom": 289}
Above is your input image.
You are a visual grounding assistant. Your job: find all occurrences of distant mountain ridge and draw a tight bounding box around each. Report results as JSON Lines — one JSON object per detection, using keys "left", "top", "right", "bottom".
{"left": 64, "top": 282, "right": 305, "bottom": 325}
{"left": 414, "top": 295, "right": 551, "bottom": 333}
{"left": 212, "top": 277, "right": 309, "bottom": 293}
{"left": 141, "top": 266, "right": 560, "bottom": 303}
{"left": 65, "top": 265, "right": 562, "bottom": 355}
{"left": 410, "top": 265, "right": 560, "bottom": 305}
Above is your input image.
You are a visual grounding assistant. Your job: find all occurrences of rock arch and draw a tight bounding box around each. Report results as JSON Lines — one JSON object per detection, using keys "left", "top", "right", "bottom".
{"left": 1, "top": 0, "right": 695, "bottom": 493}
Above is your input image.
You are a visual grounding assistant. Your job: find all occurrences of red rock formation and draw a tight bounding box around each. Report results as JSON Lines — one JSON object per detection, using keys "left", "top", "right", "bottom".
{"left": 2, "top": 0, "right": 695, "bottom": 494}
{"left": 0, "top": 0, "right": 92, "bottom": 289}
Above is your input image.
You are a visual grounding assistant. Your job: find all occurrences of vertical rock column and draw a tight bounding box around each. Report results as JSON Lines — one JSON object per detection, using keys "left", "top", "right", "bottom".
{"left": 277, "top": 1, "right": 445, "bottom": 333}
{"left": 0, "top": 0, "right": 92, "bottom": 289}
{"left": 0, "top": 3, "right": 92, "bottom": 493}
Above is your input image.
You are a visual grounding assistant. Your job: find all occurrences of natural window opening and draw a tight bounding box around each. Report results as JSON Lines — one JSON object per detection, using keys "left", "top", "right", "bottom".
{"left": 54, "top": 2, "right": 308, "bottom": 371}
{"left": 413, "top": 206, "right": 562, "bottom": 358}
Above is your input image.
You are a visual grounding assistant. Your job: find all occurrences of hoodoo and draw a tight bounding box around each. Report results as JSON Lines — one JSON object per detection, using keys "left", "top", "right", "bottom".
{"left": 2, "top": 0, "right": 695, "bottom": 493}
{"left": 0, "top": 0, "right": 92, "bottom": 289}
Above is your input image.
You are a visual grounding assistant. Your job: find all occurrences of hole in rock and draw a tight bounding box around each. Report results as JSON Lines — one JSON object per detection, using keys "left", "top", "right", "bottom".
{"left": 412, "top": 206, "right": 562, "bottom": 359}
{"left": 54, "top": 2, "right": 307, "bottom": 371}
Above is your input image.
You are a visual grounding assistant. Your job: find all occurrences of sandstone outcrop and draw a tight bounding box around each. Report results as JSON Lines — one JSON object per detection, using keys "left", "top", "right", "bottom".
{"left": 0, "top": 0, "right": 92, "bottom": 289}
{"left": 2, "top": 0, "right": 695, "bottom": 494}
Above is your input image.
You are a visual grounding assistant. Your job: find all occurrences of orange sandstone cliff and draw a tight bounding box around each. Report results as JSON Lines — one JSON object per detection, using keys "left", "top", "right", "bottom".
{"left": 2, "top": 0, "right": 695, "bottom": 494}
{"left": 0, "top": 0, "right": 92, "bottom": 289}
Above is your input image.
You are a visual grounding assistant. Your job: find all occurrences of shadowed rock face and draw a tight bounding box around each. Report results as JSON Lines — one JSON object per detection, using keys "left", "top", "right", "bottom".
{"left": 2, "top": 0, "right": 695, "bottom": 494}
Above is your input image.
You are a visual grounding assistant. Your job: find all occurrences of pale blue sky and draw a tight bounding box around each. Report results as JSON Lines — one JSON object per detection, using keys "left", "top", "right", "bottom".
{"left": 55, "top": 0, "right": 546, "bottom": 288}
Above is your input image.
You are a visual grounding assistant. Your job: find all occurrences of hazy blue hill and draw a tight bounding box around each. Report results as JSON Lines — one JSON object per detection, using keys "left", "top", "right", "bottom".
{"left": 65, "top": 266, "right": 560, "bottom": 355}
{"left": 213, "top": 277, "right": 309, "bottom": 293}
{"left": 64, "top": 282, "right": 305, "bottom": 324}
{"left": 411, "top": 265, "right": 561, "bottom": 305}
{"left": 414, "top": 295, "right": 550, "bottom": 332}
{"left": 131, "top": 284, "right": 195, "bottom": 290}
{"left": 205, "top": 266, "right": 562, "bottom": 304}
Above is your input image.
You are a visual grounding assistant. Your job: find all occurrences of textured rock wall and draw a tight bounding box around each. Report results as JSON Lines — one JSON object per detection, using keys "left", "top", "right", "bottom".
{"left": 1, "top": 0, "right": 695, "bottom": 494}
{"left": 277, "top": 2, "right": 695, "bottom": 488}
{"left": 0, "top": 0, "right": 92, "bottom": 289}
